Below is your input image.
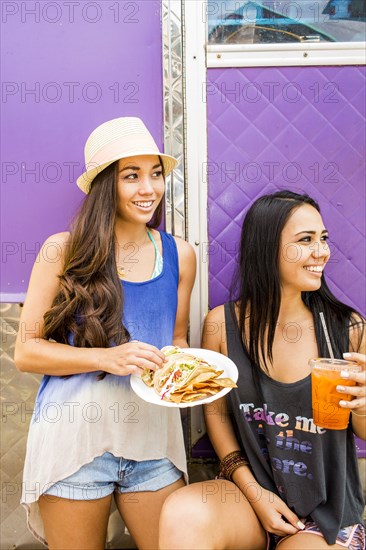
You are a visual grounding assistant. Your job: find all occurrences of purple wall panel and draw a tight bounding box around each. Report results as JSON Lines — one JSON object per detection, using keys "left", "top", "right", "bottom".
{"left": 1, "top": 0, "right": 163, "bottom": 301}
{"left": 207, "top": 66, "right": 366, "bottom": 316}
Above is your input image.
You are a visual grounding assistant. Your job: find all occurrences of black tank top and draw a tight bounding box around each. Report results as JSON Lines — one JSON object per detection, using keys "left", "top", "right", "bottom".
{"left": 224, "top": 302, "right": 364, "bottom": 545}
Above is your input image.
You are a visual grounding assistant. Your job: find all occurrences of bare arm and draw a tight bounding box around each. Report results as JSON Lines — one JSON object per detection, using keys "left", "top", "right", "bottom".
{"left": 172, "top": 237, "right": 196, "bottom": 349}
{"left": 203, "top": 307, "right": 262, "bottom": 482}
{"left": 335, "top": 315, "right": 366, "bottom": 439}
{"left": 202, "top": 307, "right": 243, "bottom": 458}
{"left": 14, "top": 233, "right": 165, "bottom": 377}
{"left": 203, "top": 307, "right": 303, "bottom": 536}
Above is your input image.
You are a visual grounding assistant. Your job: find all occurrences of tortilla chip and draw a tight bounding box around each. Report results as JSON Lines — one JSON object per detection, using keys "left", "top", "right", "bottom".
{"left": 169, "top": 393, "right": 185, "bottom": 403}
{"left": 211, "top": 377, "right": 237, "bottom": 388}
{"left": 187, "top": 372, "right": 219, "bottom": 384}
{"left": 179, "top": 392, "right": 208, "bottom": 402}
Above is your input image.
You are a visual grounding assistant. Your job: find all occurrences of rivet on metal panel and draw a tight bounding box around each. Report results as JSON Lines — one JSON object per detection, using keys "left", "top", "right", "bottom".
{"left": 217, "top": 54, "right": 221, "bottom": 59}
{"left": 197, "top": 428, "right": 202, "bottom": 433}
{"left": 195, "top": 241, "right": 200, "bottom": 246}
{"left": 303, "top": 52, "right": 308, "bottom": 57}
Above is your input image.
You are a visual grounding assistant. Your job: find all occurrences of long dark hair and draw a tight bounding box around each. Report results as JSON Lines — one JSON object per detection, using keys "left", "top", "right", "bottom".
{"left": 43, "top": 159, "right": 164, "bottom": 349}
{"left": 231, "top": 190, "right": 364, "bottom": 372}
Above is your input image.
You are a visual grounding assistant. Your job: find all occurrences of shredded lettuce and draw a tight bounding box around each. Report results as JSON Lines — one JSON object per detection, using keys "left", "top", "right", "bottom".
{"left": 164, "top": 348, "right": 180, "bottom": 356}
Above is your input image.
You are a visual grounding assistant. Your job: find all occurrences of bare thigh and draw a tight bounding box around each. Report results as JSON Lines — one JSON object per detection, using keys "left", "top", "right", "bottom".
{"left": 39, "top": 493, "right": 112, "bottom": 550}
{"left": 277, "top": 533, "right": 345, "bottom": 549}
{"left": 114, "top": 476, "right": 185, "bottom": 550}
{"left": 159, "top": 480, "right": 268, "bottom": 550}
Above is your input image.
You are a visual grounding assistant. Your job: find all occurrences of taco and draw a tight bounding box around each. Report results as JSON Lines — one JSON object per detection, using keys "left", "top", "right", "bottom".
{"left": 142, "top": 346, "right": 236, "bottom": 403}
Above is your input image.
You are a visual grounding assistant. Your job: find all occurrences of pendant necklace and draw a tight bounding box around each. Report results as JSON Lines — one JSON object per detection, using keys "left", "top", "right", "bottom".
{"left": 116, "top": 229, "right": 149, "bottom": 278}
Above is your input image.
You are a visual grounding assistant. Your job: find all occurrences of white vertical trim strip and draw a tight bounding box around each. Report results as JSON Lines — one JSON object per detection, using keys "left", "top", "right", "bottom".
{"left": 183, "top": 0, "right": 209, "bottom": 347}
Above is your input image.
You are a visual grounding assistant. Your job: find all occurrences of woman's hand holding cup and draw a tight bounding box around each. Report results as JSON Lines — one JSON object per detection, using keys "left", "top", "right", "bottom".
{"left": 338, "top": 352, "right": 366, "bottom": 416}
{"left": 310, "top": 357, "right": 362, "bottom": 429}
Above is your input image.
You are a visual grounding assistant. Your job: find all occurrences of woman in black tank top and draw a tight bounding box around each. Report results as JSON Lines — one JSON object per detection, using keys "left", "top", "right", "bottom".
{"left": 159, "top": 191, "right": 365, "bottom": 550}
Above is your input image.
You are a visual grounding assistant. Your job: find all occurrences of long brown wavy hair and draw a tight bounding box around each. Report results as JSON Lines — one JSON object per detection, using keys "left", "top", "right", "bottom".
{"left": 43, "top": 159, "right": 164, "bottom": 349}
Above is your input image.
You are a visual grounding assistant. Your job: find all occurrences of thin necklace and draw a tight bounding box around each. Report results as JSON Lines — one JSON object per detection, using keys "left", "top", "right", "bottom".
{"left": 116, "top": 228, "right": 149, "bottom": 278}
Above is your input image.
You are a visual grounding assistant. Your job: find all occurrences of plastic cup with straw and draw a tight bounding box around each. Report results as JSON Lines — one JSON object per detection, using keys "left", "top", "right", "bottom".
{"left": 319, "top": 312, "right": 335, "bottom": 360}
{"left": 309, "top": 312, "right": 361, "bottom": 429}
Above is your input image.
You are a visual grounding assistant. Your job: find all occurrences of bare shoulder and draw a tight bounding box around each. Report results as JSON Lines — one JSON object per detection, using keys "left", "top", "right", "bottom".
{"left": 202, "top": 305, "right": 227, "bottom": 353}
{"left": 37, "top": 231, "right": 71, "bottom": 268}
{"left": 30, "top": 231, "right": 71, "bottom": 282}
{"left": 205, "top": 304, "right": 225, "bottom": 326}
{"left": 173, "top": 236, "right": 196, "bottom": 281}
{"left": 42, "top": 231, "right": 70, "bottom": 250}
{"left": 173, "top": 236, "right": 196, "bottom": 261}
{"left": 44, "top": 231, "right": 70, "bottom": 246}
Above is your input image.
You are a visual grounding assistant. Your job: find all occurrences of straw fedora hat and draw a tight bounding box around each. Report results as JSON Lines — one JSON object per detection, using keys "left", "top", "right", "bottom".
{"left": 76, "top": 117, "right": 178, "bottom": 193}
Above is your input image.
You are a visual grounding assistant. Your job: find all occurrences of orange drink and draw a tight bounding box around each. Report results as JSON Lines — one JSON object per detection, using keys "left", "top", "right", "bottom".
{"left": 310, "top": 358, "right": 361, "bottom": 430}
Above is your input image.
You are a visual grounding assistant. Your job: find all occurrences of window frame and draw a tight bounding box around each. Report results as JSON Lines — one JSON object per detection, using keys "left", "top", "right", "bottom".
{"left": 207, "top": 41, "right": 366, "bottom": 68}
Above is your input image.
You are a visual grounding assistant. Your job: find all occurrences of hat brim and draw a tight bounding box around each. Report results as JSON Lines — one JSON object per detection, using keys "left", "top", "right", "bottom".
{"left": 76, "top": 152, "right": 178, "bottom": 194}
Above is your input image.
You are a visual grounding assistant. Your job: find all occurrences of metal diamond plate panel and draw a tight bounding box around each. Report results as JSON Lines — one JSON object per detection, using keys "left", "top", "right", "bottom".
{"left": 162, "top": 0, "right": 186, "bottom": 239}
{"left": 207, "top": 66, "right": 366, "bottom": 315}
{"left": 0, "top": 305, "right": 136, "bottom": 550}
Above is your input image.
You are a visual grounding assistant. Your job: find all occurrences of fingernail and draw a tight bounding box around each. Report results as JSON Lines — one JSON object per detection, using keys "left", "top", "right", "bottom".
{"left": 337, "top": 385, "right": 345, "bottom": 391}
{"left": 339, "top": 400, "right": 348, "bottom": 407}
{"left": 297, "top": 521, "right": 305, "bottom": 530}
{"left": 343, "top": 353, "right": 352, "bottom": 358}
{"left": 341, "top": 370, "right": 349, "bottom": 378}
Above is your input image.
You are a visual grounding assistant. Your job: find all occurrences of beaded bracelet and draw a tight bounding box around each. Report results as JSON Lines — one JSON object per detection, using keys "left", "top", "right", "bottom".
{"left": 218, "top": 450, "right": 249, "bottom": 481}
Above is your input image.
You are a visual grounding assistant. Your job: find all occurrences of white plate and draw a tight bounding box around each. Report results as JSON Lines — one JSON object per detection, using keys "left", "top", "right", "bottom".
{"left": 130, "top": 348, "right": 239, "bottom": 408}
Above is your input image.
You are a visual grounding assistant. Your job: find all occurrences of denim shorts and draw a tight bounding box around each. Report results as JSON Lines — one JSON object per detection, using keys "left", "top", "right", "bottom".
{"left": 43, "top": 452, "right": 183, "bottom": 501}
{"left": 267, "top": 519, "right": 365, "bottom": 550}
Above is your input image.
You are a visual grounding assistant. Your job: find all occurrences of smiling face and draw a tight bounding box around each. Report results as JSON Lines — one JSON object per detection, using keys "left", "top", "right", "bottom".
{"left": 279, "top": 203, "right": 330, "bottom": 294}
{"left": 116, "top": 155, "right": 165, "bottom": 224}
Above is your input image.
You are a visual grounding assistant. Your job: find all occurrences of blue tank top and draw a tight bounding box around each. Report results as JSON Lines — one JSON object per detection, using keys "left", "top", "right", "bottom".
{"left": 36, "top": 231, "right": 179, "bottom": 401}
{"left": 122, "top": 231, "right": 179, "bottom": 348}
{"left": 22, "top": 232, "right": 186, "bottom": 545}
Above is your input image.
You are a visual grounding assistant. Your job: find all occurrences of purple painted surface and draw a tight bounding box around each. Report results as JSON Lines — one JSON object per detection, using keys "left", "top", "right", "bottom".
{"left": 355, "top": 437, "right": 366, "bottom": 459}
{"left": 206, "top": 66, "right": 365, "bottom": 459}
{"left": 1, "top": 0, "right": 163, "bottom": 300}
{"left": 207, "top": 66, "right": 366, "bottom": 317}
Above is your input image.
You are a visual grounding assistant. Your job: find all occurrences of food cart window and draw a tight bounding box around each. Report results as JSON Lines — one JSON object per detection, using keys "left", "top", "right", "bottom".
{"left": 205, "top": 0, "right": 366, "bottom": 66}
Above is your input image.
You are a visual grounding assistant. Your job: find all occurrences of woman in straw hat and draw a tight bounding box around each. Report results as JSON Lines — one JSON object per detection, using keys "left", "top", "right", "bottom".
{"left": 159, "top": 190, "right": 365, "bottom": 550}
{"left": 15, "top": 117, "right": 196, "bottom": 549}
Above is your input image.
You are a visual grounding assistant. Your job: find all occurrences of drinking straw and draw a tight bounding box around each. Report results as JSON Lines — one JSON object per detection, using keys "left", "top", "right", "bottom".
{"left": 319, "top": 312, "right": 335, "bottom": 360}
